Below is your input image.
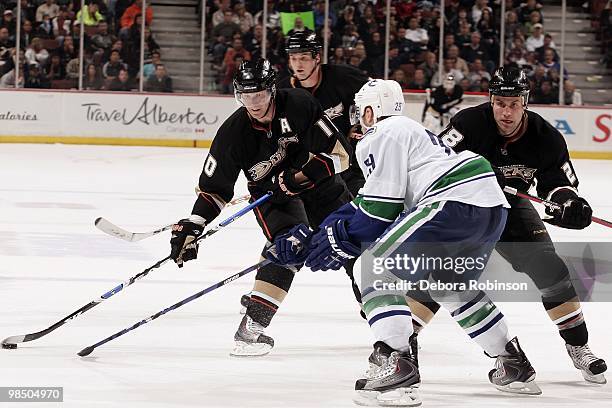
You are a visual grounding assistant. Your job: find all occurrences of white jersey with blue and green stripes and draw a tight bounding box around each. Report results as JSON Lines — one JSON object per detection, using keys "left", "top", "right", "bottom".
{"left": 354, "top": 115, "right": 509, "bottom": 223}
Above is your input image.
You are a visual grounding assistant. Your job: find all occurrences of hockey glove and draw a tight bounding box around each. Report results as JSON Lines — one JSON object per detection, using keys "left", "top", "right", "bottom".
{"left": 170, "top": 219, "right": 204, "bottom": 267}
{"left": 544, "top": 189, "right": 592, "bottom": 230}
{"left": 247, "top": 170, "right": 314, "bottom": 205}
{"left": 305, "top": 220, "right": 361, "bottom": 272}
{"left": 267, "top": 224, "right": 314, "bottom": 265}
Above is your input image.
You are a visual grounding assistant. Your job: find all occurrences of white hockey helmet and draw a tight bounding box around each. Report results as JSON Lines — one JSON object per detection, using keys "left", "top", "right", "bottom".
{"left": 350, "top": 79, "right": 404, "bottom": 129}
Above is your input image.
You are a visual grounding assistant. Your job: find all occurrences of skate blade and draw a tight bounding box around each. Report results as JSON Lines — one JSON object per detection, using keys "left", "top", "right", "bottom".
{"left": 494, "top": 377, "right": 542, "bottom": 395}
{"left": 353, "top": 387, "right": 422, "bottom": 407}
{"left": 230, "top": 340, "right": 272, "bottom": 357}
{"left": 581, "top": 370, "right": 607, "bottom": 384}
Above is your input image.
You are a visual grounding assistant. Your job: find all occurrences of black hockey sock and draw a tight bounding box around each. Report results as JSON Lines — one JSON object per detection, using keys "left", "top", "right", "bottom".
{"left": 559, "top": 321, "right": 589, "bottom": 347}
{"left": 247, "top": 295, "right": 278, "bottom": 328}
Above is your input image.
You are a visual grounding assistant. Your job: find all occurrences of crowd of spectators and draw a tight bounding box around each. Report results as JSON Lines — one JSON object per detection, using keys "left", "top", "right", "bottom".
{"left": 207, "top": 0, "right": 585, "bottom": 105}
{"left": 0, "top": 0, "right": 173, "bottom": 91}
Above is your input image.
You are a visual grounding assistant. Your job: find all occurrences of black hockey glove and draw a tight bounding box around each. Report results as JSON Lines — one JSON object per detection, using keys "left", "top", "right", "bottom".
{"left": 492, "top": 166, "right": 506, "bottom": 189}
{"left": 248, "top": 170, "right": 314, "bottom": 204}
{"left": 170, "top": 219, "right": 204, "bottom": 267}
{"left": 544, "top": 189, "right": 592, "bottom": 230}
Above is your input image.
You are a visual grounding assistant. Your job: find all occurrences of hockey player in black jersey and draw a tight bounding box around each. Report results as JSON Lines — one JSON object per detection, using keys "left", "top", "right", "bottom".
{"left": 278, "top": 31, "right": 369, "bottom": 196}
{"left": 412, "top": 66, "right": 606, "bottom": 384}
{"left": 421, "top": 74, "right": 463, "bottom": 134}
{"left": 169, "top": 59, "right": 353, "bottom": 356}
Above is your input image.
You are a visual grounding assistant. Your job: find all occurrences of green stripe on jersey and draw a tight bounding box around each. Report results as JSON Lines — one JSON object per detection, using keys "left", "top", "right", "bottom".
{"left": 430, "top": 157, "right": 493, "bottom": 193}
{"left": 352, "top": 195, "right": 363, "bottom": 207}
{"left": 457, "top": 302, "right": 497, "bottom": 329}
{"left": 363, "top": 294, "right": 408, "bottom": 315}
{"left": 360, "top": 199, "right": 404, "bottom": 222}
{"left": 372, "top": 202, "right": 440, "bottom": 257}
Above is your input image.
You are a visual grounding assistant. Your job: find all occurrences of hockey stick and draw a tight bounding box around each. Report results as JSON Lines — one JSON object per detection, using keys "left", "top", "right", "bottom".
{"left": 503, "top": 186, "right": 612, "bottom": 229}
{"left": 77, "top": 259, "right": 272, "bottom": 356}
{"left": 1, "top": 193, "right": 271, "bottom": 349}
{"left": 95, "top": 194, "right": 252, "bottom": 242}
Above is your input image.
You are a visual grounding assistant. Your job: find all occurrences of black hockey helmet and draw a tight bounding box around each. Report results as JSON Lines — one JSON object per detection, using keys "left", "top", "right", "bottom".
{"left": 233, "top": 58, "right": 277, "bottom": 94}
{"left": 489, "top": 66, "right": 530, "bottom": 104}
{"left": 285, "top": 31, "right": 321, "bottom": 57}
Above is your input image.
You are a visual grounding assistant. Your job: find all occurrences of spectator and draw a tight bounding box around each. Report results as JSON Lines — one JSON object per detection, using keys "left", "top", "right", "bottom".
{"left": 472, "top": 0, "right": 492, "bottom": 25}
{"left": 0, "top": 63, "right": 25, "bottom": 88}
{"left": 314, "top": 0, "right": 336, "bottom": 29}
{"left": 455, "top": 22, "right": 472, "bottom": 49}
{"left": 530, "top": 64, "right": 548, "bottom": 88}
{"left": 391, "top": 68, "right": 410, "bottom": 89}
{"left": 449, "top": 7, "right": 473, "bottom": 33}
{"left": 45, "top": 53, "right": 65, "bottom": 79}
{"left": 518, "top": 0, "right": 543, "bottom": 24}
{"left": 461, "top": 31, "right": 490, "bottom": 64}
{"left": 524, "top": 10, "right": 543, "bottom": 35}
{"left": 336, "top": 5, "right": 357, "bottom": 35}
{"left": 35, "top": 13, "right": 54, "bottom": 39}
{"left": 36, "top": 0, "right": 59, "bottom": 23}
{"left": 142, "top": 49, "right": 160, "bottom": 78}
{"left": 540, "top": 47, "right": 567, "bottom": 80}
{"left": 65, "top": 57, "right": 80, "bottom": 79}
{"left": 459, "top": 77, "right": 472, "bottom": 92}
{"left": 365, "top": 31, "right": 385, "bottom": 62}
{"left": 243, "top": 24, "right": 263, "bottom": 58}
{"left": 479, "top": 76, "right": 489, "bottom": 92}
{"left": 532, "top": 80, "right": 558, "bottom": 104}
{"left": 212, "top": 10, "right": 241, "bottom": 43}
{"left": 405, "top": 16, "right": 428, "bottom": 49}
{"left": 76, "top": 1, "right": 104, "bottom": 27}
{"left": 418, "top": 51, "right": 438, "bottom": 84}
{"left": 287, "top": 16, "right": 311, "bottom": 37}
{"left": 466, "top": 58, "right": 491, "bottom": 87}
{"left": 52, "top": 6, "right": 71, "bottom": 38}
{"left": 340, "top": 23, "right": 359, "bottom": 49}
{"left": 108, "top": 67, "right": 133, "bottom": 91}
{"left": 564, "top": 80, "right": 582, "bottom": 105}
{"left": 357, "top": 5, "right": 377, "bottom": 38}
{"left": 83, "top": 63, "right": 104, "bottom": 90}
{"left": 329, "top": 47, "right": 346, "bottom": 65}
{"left": 14, "top": 0, "right": 37, "bottom": 24}
{"left": 525, "top": 23, "right": 544, "bottom": 51}
{"left": 145, "top": 64, "right": 172, "bottom": 92}
{"left": 212, "top": 0, "right": 235, "bottom": 28}
{"left": 102, "top": 49, "right": 127, "bottom": 80}
{"left": 407, "top": 68, "right": 430, "bottom": 90}
{"left": 235, "top": 3, "right": 254, "bottom": 34}
{"left": 1, "top": 10, "right": 17, "bottom": 36}
{"left": 120, "top": 0, "right": 153, "bottom": 30}
{"left": 20, "top": 20, "right": 34, "bottom": 47}
{"left": 222, "top": 53, "right": 243, "bottom": 94}
{"left": 535, "top": 34, "right": 557, "bottom": 61}
{"left": 25, "top": 37, "right": 49, "bottom": 67}
{"left": 223, "top": 37, "right": 251, "bottom": 69}
{"left": 447, "top": 45, "right": 469, "bottom": 76}
{"left": 431, "top": 57, "right": 464, "bottom": 87}
{"left": 0, "top": 26, "right": 12, "bottom": 51}
{"left": 25, "top": 62, "right": 50, "bottom": 88}
{"left": 505, "top": 10, "right": 522, "bottom": 37}
{"left": 91, "top": 21, "right": 115, "bottom": 54}
{"left": 254, "top": 0, "right": 281, "bottom": 32}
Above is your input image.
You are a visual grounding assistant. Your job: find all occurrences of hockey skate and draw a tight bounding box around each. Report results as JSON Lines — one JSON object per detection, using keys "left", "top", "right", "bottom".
{"left": 566, "top": 343, "right": 607, "bottom": 384}
{"left": 353, "top": 341, "right": 421, "bottom": 407}
{"left": 230, "top": 314, "right": 274, "bottom": 357}
{"left": 488, "top": 337, "right": 541, "bottom": 395}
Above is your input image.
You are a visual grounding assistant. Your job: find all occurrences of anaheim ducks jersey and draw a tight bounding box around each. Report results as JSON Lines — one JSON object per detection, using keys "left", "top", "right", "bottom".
{"left": 438, "top": 102, "right": 579, "bottom": 201}
{"left": 192, "top": 88, "right": 344, "bottom": 223}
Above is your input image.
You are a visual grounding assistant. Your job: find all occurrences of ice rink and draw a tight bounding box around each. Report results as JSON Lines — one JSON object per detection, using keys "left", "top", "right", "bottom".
{"left": 0, "top": 144, "right": 610, "bottom": 408}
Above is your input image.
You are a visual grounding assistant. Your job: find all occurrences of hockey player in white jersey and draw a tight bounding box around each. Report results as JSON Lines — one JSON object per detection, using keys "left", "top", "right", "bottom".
{"left": 268, "top": 79, "right": 541, "bottom": 406}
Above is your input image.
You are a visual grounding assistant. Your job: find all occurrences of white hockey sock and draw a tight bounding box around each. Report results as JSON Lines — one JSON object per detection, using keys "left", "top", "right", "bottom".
{"left": 363, "top": 294, "right": 414, "bottom": 352}
{"left": 442, "top": 291, "right": 511, "bottom": 357}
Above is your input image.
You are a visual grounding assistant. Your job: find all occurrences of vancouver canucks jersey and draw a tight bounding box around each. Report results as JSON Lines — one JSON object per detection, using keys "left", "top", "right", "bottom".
{"left": 354, "top": 115, "right": 509, "bottom": 223}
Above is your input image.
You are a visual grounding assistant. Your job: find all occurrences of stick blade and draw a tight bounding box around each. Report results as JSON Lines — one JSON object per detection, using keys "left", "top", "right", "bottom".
{"left": 2, "top": 335, "right": 25, "bottom": 346}
{"left": 94, "top": 218, "right": 138, "bottom": 242}
{"left": 77, "top": 346, "right": 95, "bottom": 357}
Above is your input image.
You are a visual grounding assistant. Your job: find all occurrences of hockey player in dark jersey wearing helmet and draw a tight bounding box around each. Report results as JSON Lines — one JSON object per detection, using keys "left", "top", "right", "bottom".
{"left": 169, "top": 59, "right": 353, "bottom": 356}
{"left": 278, "top": 31, "right": 369, "bottom": 196}
{"left": 412, "top": 66, "right": 607, "bottom": 384}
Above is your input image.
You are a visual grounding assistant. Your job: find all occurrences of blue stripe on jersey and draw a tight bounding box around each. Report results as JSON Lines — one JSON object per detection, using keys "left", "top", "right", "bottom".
{"left": 368, "top": 310, "right": 412, "bottom": 326}
{"left": 451, "top": 291, "right": 486, "bottom": 317}
{"left": 468, "top": 312, "right": 504, "bottom": 338}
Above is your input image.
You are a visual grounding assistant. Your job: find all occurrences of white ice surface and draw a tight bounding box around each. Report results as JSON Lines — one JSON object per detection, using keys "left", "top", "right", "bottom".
{"left": 0, "top": 144, "right": 610, "bottom": 408}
